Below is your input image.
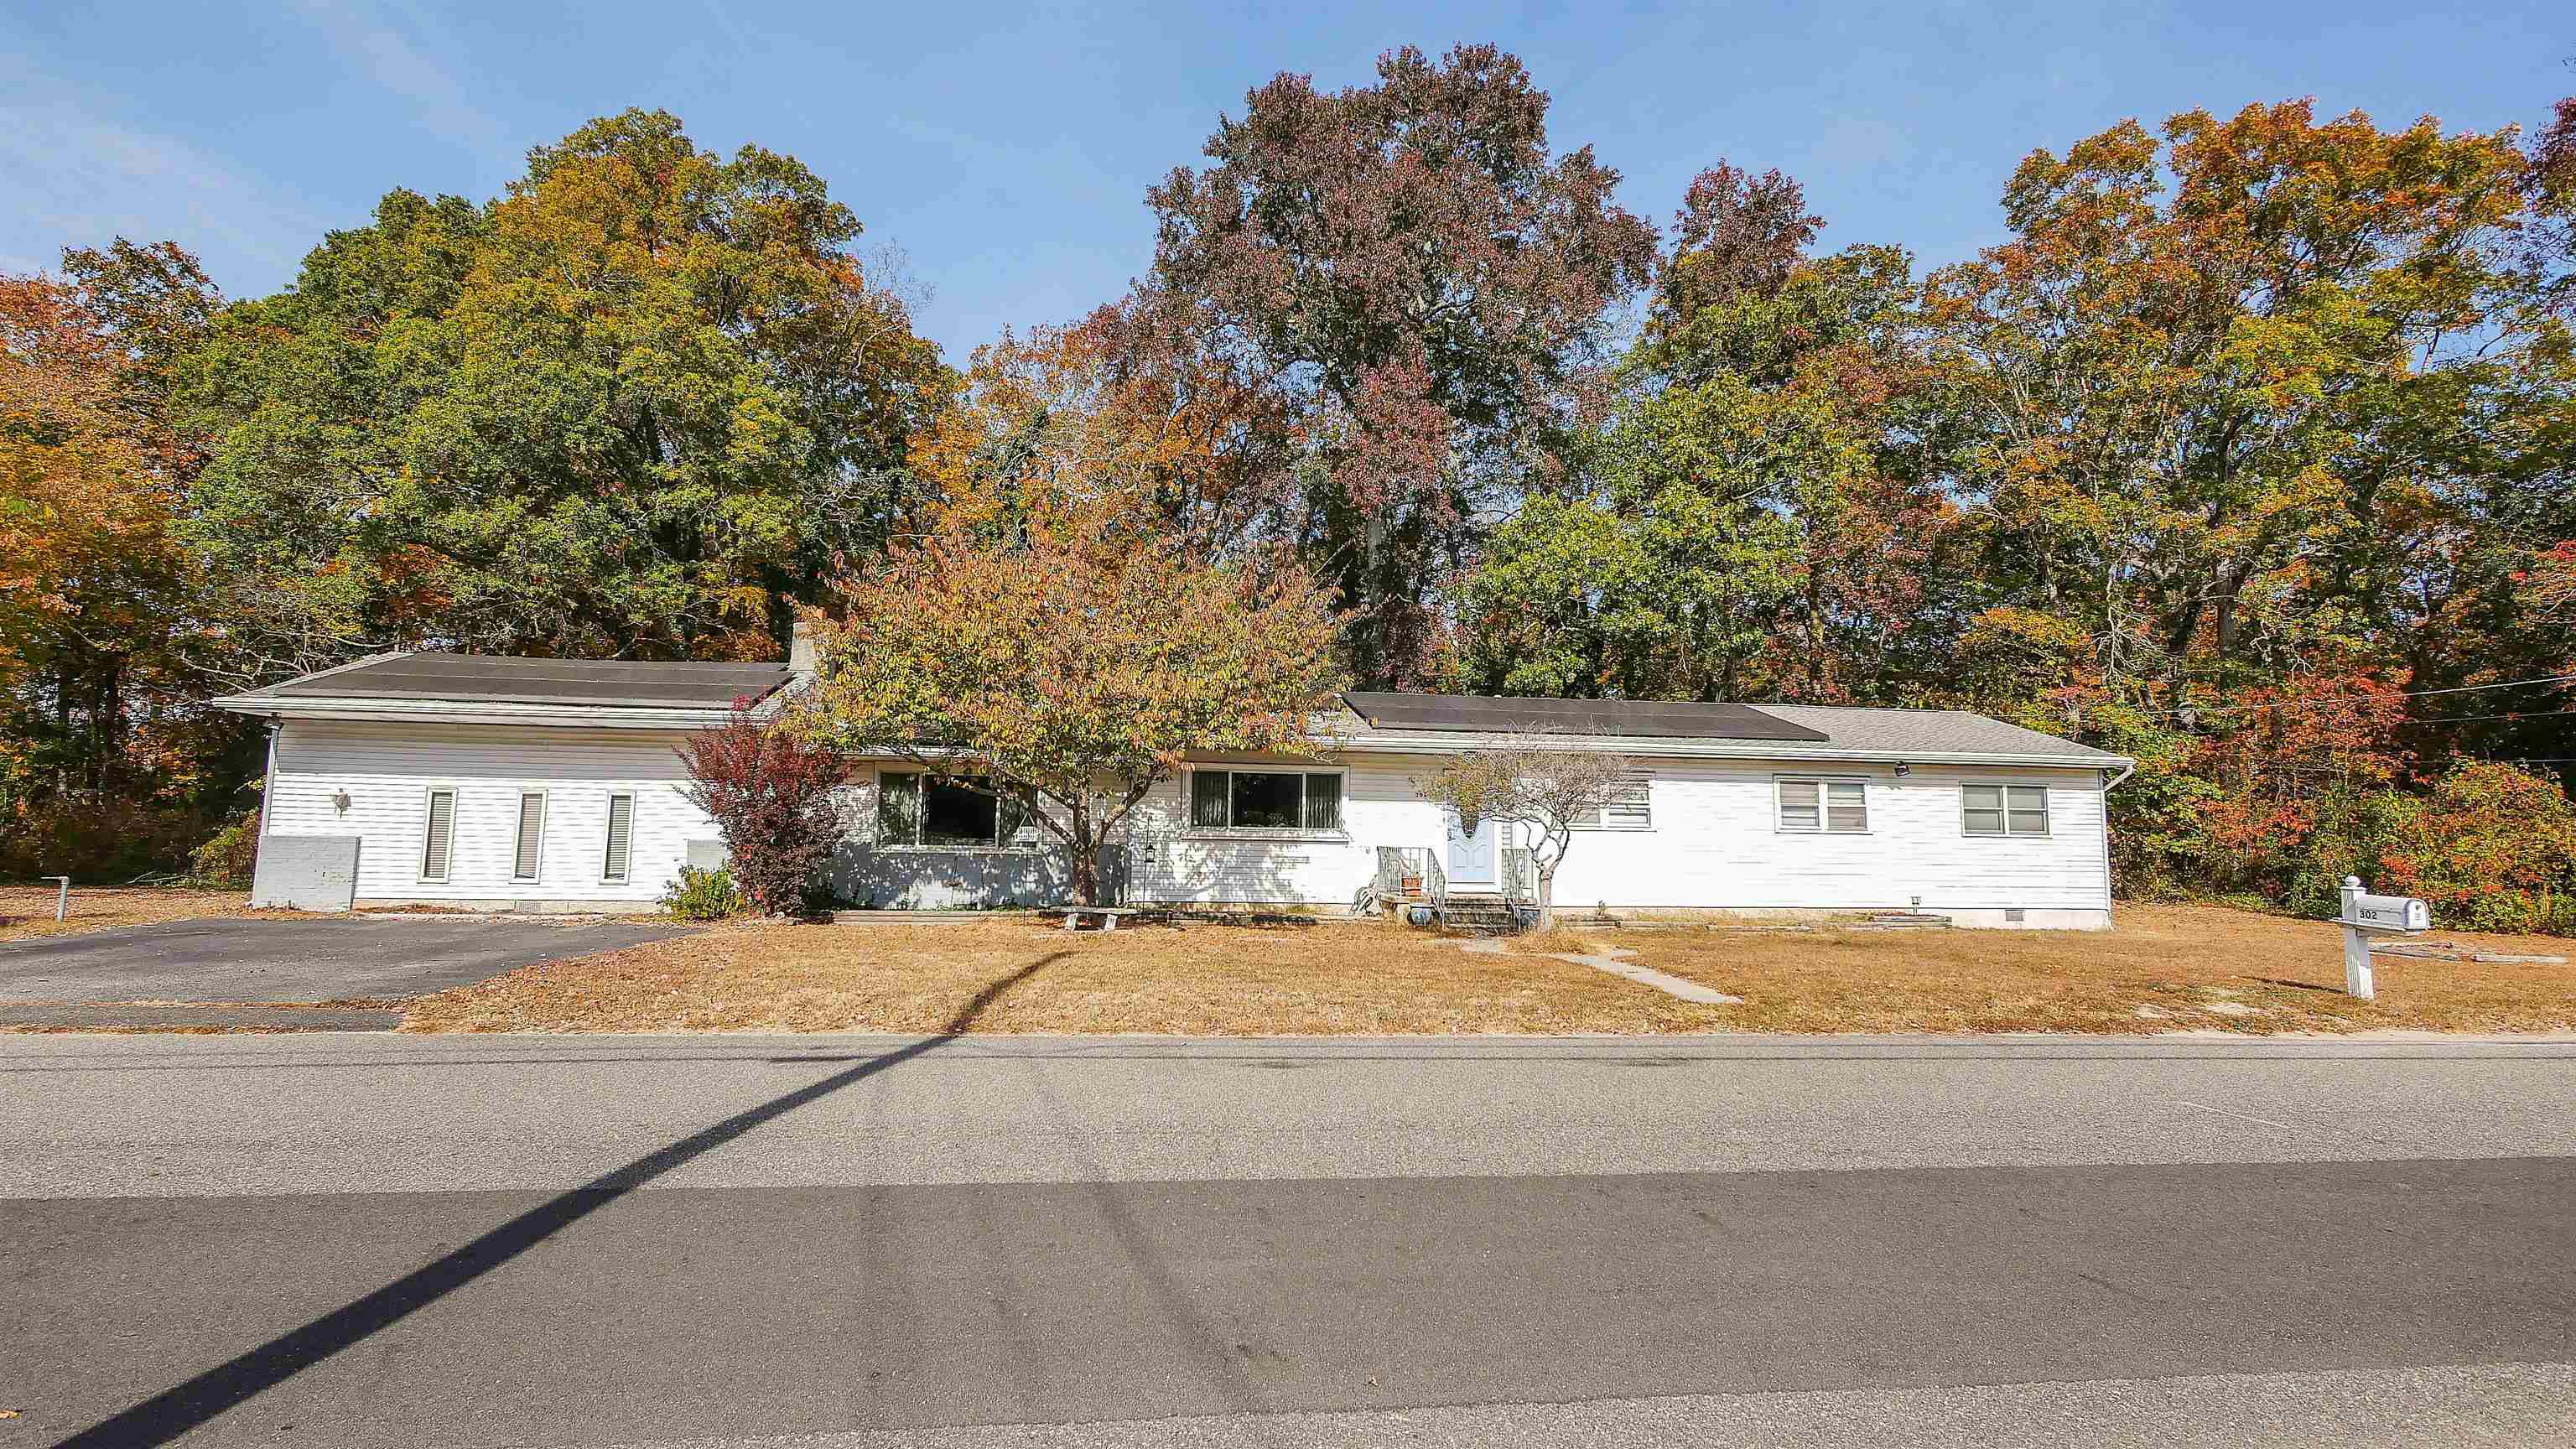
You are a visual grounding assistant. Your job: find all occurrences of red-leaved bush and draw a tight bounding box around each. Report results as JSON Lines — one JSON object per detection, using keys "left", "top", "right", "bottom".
{"left": 677, "top": 703, "right": 849, "bottom": 916}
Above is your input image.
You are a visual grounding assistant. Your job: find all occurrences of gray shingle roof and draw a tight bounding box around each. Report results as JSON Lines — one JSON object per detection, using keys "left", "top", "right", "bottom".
{"left": 1342, "top": 691, "right": 1829, "bottom": 742}
{"left": 1688, "top": 704, "right": 2118, "bottom": 761}
{"left": 263, "top": 652, "right": 792, "bottom": 710}
{"left": 1337, "top": 693, "right": 2123, "bottom": 763}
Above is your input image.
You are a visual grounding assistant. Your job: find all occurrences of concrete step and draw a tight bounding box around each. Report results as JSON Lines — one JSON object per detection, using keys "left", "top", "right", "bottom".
{"left": 1852, "top": 911, "right": 1955, "bottom": 930}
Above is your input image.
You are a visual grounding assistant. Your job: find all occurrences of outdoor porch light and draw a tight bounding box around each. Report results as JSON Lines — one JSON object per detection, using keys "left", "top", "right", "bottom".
{"left": 1893, "top": 761, "right": 1910, "bottom": 776}
{"left": 331, "top": 788, "right": 351, "bottom": 814}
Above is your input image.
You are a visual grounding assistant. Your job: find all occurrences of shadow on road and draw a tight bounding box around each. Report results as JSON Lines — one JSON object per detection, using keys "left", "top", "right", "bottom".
{"left": 53, "top": 952, "right": 1066, "bottom": 1449}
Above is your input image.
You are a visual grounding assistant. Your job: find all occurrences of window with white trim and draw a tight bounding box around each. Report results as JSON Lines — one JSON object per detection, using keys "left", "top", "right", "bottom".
{"left": 1188, "top": 769, "right": 1343, "bottom": 831}
{"left": 512, "top": 792, "right": 548, "bottom": 881}
{"left": 1577, "top": 771, "right": 1652, "bottom": 829}
{"left": 419, "top": 788, "right": 456, "bottom": 882}
{"left": 1777, "top": 777, "right": 1868, "bottom": 834}
{"left": 878, "top": 771, "right": 1025, "bottom": 848}
{"left": 600, "top": 793, "right": 636, "bottom": 882}
{"left": 1963, "top": 783, "right": 2050, "bottom": 837}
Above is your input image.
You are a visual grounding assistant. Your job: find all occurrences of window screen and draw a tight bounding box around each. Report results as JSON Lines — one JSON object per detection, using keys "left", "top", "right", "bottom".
{"left": 1595, "top": 772, "right": 1651, "bottom": 829}
{"left": 420, "top": 789, "right": 455, "bottom": 881}
{"left": 1824, "top": 780, "right": 1868, "bottom": 833}
{"left": 512, "top": 792, "right": 547, "bottom": 880}
{"left": 1303, "top": 772, "right": 1343, "bottom": 831}
{"left": 1779, "top": 779, "right": 1867, "bottom": 833}
{"left": 1191, "top": 770, "right": 1230, "bottom": 828}
{"left": 601, "top": 794, "right": 635, "bottom": 881}
{"left": 879, "top": 771, "right": 922, "bottom": 844}
{"left": 1966, "top": 783, "right": 2050, "bottom": 836}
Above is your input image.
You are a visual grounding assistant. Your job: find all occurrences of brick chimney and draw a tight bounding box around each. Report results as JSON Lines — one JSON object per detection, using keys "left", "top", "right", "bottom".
{"left": 787, "top": 617, "right": 818, "bottom": 676}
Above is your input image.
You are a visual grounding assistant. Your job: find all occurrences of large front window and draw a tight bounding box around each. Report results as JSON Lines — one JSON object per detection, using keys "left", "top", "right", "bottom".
{"left": 879, "top": 771, "right": 1022, "bottom": 847}
{"left": 1189, "top": 769, "right": 1343, "bottom": 831}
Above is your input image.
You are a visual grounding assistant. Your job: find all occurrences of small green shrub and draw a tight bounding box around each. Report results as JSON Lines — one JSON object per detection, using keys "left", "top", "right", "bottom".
{"left": 187, "top": 810, "right": 263, "bottom": 886}
{"left": 660, "top": 865, "right": 745, "bottom": 921}
{"left": 0, "top": 795, "right": 213, "bottom": 882}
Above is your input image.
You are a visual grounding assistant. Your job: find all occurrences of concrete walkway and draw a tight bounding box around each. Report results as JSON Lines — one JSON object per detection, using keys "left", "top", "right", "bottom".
{"left": 1460, "top": 937, "right": 1743, "bottom": 1004}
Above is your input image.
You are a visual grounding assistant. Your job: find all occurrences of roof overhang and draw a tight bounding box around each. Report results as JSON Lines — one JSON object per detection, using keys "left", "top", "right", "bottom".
{"left": 211, "top": 693, "right": 2130, "bottom": 770}
{"left": 1324, "top": 727, "right": 2131, "bottom": 771}
{"left": 210, "top": 691, "right": 794, "bottom": 731}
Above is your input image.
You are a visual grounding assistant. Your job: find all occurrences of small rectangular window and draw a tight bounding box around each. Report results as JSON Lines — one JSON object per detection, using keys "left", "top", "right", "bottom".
{"left": 420, "top": 789, "right": 455, "bottom": 882}
{"left": 1825, "top": 780, "right": 1868, "bottom": 834}
{"left": 1191, "top": 770, "right": 1231, "bottom": 828}
{"left": 879, "top": 771, "right": 922, "bottom": 844}
{"left": 1586, "top": 771, "right": 1651, "bottom": 829}
{"left": 1966, "top": 783, "right": 2050, "bottom": 837}
{"left": 1303, "top": 771, "right": 1343, "bottom": 831}
{"left": 1963, "top": 783, "right": 2007, "bottom": 836}
{"left": 2007, "top": 785, "right": 2050, "bottom": 836}
{"left": 1779, "top": 777, "right": 1866, "bottom": 833}
{"left": 1777, "top": 779, "right": 1820, "bottom": 832}
{"left": 512, "top": 792, "right": 547, "bottom": 881}
{"left": 601, "top": 794, "right": 635, "bottom": 882}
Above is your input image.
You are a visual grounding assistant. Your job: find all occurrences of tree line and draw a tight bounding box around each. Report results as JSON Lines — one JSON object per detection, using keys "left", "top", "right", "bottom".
{"left": 5, "top": 47, "right": 2573, "bottom": 923}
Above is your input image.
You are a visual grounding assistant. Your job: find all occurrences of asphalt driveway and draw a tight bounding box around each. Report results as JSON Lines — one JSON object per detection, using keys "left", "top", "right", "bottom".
{"left": 0, "top": 916, "right": 693, "bottom": 1030}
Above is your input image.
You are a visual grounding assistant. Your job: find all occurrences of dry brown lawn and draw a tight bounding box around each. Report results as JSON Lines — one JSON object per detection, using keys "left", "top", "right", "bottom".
{"left": 0, "top": 886, "right": 249, "bottom": 944}
{"left": 401, "top": 917, "right": 1727, "bottom": 1035}
{"left": 1555, "top": 901, "right": 2576, "bottom": 1035}
{"left": 398, "top": 902, "right": 2576, "bottom": 1036}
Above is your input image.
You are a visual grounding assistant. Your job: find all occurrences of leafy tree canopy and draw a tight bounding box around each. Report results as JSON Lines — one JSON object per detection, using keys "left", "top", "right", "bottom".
{"left": 178, "top": 109, "right": 953, "bottom": 675}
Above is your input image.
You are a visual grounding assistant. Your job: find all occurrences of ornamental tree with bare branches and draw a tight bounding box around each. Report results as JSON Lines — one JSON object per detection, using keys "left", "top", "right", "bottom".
{"left": 1414, "top": 743, "right": 1634, "bottom": 928}
{"left": 799, "top": 512, "right": 1343, "bottom": 906}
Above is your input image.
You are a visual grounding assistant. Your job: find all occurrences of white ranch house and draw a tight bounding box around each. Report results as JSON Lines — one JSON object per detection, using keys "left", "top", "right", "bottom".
{"left": 216, "top": 631, "right": 2135, "bottom": 928}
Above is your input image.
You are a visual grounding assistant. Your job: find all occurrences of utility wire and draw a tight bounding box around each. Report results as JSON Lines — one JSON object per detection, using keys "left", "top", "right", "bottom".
{"left": 2395, "top": 706, "right": 2576, "bottom": 727}
{"left": 2148, "top": 671, "right": 2576, "bottom": 719}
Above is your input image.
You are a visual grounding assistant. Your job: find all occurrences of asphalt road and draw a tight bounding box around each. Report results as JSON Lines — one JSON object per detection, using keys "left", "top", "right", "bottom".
{"left": 4, "top": 1032, "right": 2572, "bottom": 1447}
{"left": 0, "top": 917, "right": 692, "bottom": 1026}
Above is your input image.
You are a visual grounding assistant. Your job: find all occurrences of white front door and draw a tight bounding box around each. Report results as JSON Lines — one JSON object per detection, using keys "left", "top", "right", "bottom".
{"left": 1445, "top": 810, "right": 1497, "bottom": 884}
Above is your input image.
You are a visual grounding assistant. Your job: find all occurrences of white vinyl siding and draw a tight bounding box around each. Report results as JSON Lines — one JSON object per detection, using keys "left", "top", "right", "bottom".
{"left": 418, "top": 788, "right": 456, "bottom": 882}
{"left": 1544, "top": 765, "right": 2107, "bottom": 916}
{"left": 261, "top": 719, "right": 2113, "bottom": 921}
{"left": 1777, "top": 777, "right": 1867, "bottom": 834}
{"left": 600, "top": 793, "right": 636, "bottom": 881}
{"left": 1962, "top": 782, "right": 2050, "bottom": 837}
{"left": 267, "top": 720, "right": 712, "bottom": 906}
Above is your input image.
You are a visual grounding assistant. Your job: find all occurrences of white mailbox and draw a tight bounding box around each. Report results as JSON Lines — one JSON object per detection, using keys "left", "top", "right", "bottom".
{"left": 2336, "top": 876, "right": 2429, "bottom": 1000}
{"left": 2342, "top": 891, "right": 2431, "bottom": 935}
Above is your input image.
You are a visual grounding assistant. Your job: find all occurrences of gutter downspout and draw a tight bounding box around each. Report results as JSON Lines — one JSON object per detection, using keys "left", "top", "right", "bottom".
{"left": 260, "top": 716, "right": 281, "bottom": 834}
{"left": 2098, "top": 761, "right": 2135, "bottom": 922}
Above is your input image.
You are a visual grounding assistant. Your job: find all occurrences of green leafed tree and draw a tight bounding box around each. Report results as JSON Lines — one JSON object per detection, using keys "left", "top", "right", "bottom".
{"left": 1469, "top": 166, "right": 1959, "bottom": 703}
{"left": 798, "top": 509, "right": 1346, "bottom": 906}
{"left": 177, "top": 110, "right": 953, "bottom": 677}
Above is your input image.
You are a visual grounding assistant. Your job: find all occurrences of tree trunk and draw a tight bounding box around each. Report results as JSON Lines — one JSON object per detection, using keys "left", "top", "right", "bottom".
{"left": 1535, "top": 866, "right": 1555, "bottom": 932}
{"left": 1067, "top": 797, "right": 1100, "bottom": 906}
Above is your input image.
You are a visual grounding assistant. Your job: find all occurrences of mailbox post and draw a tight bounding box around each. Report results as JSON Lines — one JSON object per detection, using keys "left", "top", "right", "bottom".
{"left": 2336, "top": 875, "right": 2430, "bottom": 1000}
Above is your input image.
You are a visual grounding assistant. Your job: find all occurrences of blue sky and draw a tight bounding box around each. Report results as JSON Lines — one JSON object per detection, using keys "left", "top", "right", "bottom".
{"left": 4, "top": 2, "right": 2568, "bottom": 365}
